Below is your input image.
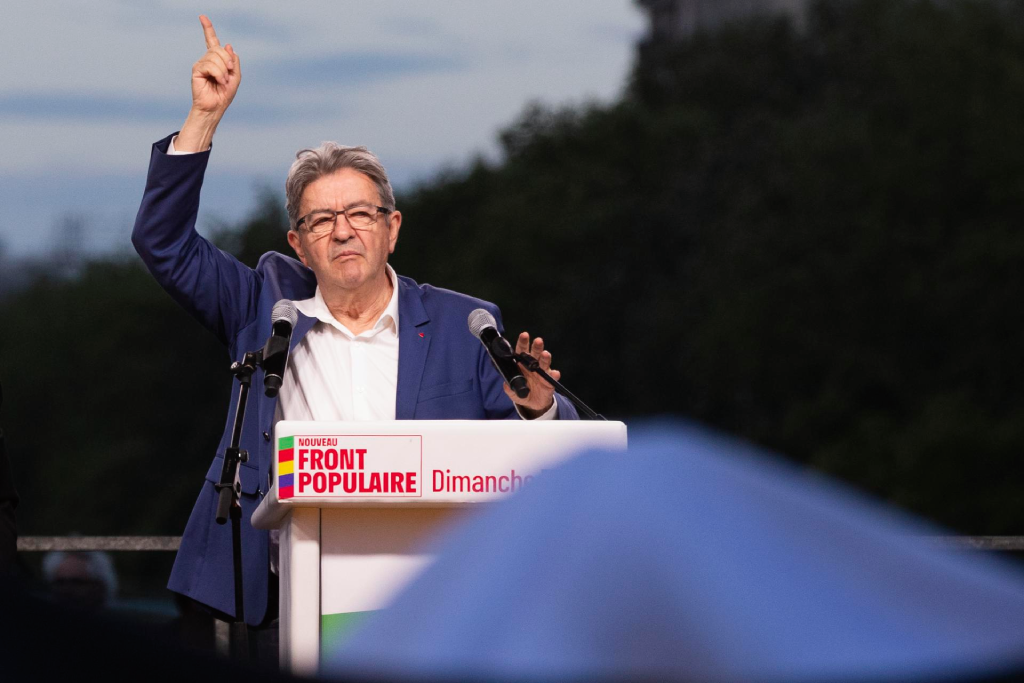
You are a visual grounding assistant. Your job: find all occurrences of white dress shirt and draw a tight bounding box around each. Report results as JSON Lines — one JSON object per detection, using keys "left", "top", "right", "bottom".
{"left": 274, "top": 266, "right": 401, "bottom": 424}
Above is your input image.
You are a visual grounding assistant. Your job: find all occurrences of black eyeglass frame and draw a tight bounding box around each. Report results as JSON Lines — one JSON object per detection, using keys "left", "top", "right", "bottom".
{"left": 295, "top": 205, "right": 392, "bottom": 231}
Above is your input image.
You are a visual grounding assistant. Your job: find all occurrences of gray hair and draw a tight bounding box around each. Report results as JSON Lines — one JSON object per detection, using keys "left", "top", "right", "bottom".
{"left": 285, "top": 142, "right": 396, "bottom": 230}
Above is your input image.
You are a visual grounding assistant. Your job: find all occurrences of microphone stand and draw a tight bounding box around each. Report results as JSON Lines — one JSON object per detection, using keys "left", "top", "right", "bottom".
{"left": 514, "top": 352, "right": 606, "bottom": 420}
{"left": 213, "top": 349, "right": 262, "bottom": 662}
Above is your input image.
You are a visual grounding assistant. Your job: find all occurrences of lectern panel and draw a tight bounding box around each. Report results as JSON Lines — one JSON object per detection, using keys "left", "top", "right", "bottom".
{"left": 319, "top": 507, "right": 467, "bottom": 660}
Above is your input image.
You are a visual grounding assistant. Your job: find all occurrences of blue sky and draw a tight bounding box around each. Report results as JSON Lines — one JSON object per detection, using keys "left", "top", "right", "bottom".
{"left": 0, "top": 1, "right": 644, "bottom": 257}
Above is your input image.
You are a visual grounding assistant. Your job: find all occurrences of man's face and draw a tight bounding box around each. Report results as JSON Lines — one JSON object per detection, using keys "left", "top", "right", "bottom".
{"left": 287, "top": 168, "right": 401, "bottom": 296}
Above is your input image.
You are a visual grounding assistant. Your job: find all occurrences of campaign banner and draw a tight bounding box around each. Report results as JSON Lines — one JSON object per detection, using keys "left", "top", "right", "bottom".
{"left": 277, "top": 434, "right": 422, "bottom": 500}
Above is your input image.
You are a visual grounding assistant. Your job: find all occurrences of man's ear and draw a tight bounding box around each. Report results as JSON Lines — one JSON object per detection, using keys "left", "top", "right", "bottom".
{"left": 387, "top": 210, "right": 402, "bottom": 255}
{"left": 287, "top": 230, "right": 308, "bottom": 266}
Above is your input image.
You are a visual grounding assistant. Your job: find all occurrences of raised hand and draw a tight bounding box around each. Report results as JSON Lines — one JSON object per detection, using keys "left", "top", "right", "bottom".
{"left": 191, "top": 15, "right": 240, "bottom": 114}
{"left": 177, "top": 15, "right": 242, "bottom": 153}
{"left": 503, "top": 332, "right": 560, "bottom": 418}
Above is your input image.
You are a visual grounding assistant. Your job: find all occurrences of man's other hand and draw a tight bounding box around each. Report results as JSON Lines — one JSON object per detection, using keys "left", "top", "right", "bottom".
{"left": 504, "top": 333, "right": 559, "bottom": 418}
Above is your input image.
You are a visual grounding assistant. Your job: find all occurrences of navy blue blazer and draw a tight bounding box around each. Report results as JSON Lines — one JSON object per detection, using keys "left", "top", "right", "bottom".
{"left": 132, "top": 134, "right": 578, "bottom": 624}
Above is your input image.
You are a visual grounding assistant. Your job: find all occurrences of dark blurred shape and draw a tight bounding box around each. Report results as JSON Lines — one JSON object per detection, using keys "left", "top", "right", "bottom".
{"left": 0, "top": 577, "right": 301, "bottom": 683}
{"left": 0, "top": 379, "right": 18, "bottom": 573}
{"left": 42, "top": 549, "right": 118, "bottom": 611}
{"left": 164, "top": 592, "right": 218, "bottom": 654}
{"left": 330, "top": 425, "right": 1024, "bottom": 682}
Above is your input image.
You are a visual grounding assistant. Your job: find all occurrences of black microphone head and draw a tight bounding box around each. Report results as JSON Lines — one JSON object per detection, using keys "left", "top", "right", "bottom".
{"left": 272, "top": 299, "right": 298, "bottom": 328}
{"left": 265, "top": 376, "right": 283, "bottom": 398}
{"left": 468, "top": 308, "right": 497, "bottom": 339}
{"left": 509, "top": 375, "right": 530, "bottom": 399}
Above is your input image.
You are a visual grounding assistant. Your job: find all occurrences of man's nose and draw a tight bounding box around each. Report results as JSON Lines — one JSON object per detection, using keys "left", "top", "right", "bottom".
{"left": 331, "top": 212, "right": 355, "bottom": 240}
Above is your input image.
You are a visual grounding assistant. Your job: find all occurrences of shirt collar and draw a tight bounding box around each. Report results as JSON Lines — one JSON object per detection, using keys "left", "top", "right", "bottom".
{"left": 294, "top": 265, "right": 400, "bottom": 338}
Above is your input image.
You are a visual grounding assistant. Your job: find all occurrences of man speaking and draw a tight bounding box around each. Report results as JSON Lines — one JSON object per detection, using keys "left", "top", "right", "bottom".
{"left": 133, "top": 16, "right": 579, "bottom": 627}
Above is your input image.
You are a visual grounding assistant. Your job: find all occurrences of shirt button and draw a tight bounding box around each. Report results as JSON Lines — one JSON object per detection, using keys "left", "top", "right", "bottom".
{"left": 263, "top": 431, "right": 271, "bottom": 442}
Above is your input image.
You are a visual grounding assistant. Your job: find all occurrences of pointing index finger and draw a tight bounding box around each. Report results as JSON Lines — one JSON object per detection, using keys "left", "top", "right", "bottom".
{"left": 199, "top": 15, "right": 221, "bottom": 49}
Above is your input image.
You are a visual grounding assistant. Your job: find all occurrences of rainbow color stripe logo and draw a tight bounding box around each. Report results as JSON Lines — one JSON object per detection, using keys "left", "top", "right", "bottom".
{"left": 278, "top": 436, "right": 295, "bottom": 499}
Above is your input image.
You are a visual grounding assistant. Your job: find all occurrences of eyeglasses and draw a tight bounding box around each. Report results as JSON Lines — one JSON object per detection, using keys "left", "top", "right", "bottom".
{"left": 296, "top": 205, "right": 391, "bottom": 233}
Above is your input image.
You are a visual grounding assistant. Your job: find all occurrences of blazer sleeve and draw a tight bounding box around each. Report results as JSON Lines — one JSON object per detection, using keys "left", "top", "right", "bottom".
{"left": 131, "top": 134, "right": 259, "bottom": 346}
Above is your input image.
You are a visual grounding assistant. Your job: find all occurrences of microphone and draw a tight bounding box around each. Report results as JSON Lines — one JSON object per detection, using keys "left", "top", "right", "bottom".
{"left": 263, "top": 299, "right": 298, "bottom": 398}
{"left": 468, "top": 308, "right": 529, "bottom": 399}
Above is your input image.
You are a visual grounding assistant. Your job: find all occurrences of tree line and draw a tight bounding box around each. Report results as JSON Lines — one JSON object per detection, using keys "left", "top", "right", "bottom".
{"left": 2, "top": 0, "right": 1023, "bottom": 539}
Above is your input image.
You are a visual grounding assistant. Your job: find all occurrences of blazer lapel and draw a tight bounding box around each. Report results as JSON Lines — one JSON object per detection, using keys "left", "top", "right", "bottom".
{"left": 290, "top": 311, "right": 318, "bottom": 351}
{"left": 395, "top": 278, "right": 431, "bottom": 419}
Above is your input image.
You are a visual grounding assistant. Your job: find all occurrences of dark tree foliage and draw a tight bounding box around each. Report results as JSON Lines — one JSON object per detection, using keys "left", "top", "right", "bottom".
{"left": 0, "top": 184, "right": 291, "bottom": 537}
{"left": 392, "top": 0, "right": 1024, "bottom": 532}
{"left": 2, "top": 0, "right": 1023, "bottom": 541}
{"left": 0, "top": 261, "right": 230, "bottom": 535}
{"left": 211, "top": 186, "right": 291, "bottom": 269}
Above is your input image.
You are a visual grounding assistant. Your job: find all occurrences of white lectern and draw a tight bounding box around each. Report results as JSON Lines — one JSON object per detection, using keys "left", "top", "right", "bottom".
{"left": 251, "top": 419, "right": 627, "bottom": 675}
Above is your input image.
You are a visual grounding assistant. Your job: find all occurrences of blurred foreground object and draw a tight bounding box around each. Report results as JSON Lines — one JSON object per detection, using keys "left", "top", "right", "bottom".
{"left": 0, "top": 579, "right": 297, "bottom": 683}
{"left": 330, "top": 424, "right": 1024, "bottom": 682}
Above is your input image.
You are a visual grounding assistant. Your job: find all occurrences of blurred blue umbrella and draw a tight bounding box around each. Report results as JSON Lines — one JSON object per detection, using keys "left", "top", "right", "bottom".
{"left": 328, "top": 424, "right": 1024, "bottom": 681}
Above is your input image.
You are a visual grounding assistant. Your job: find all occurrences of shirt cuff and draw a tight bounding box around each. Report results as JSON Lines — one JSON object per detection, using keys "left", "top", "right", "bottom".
{"left": 167, "top": 135, "right": 207, "bottom": 155}
{"left": 516, "top": 399, "right": 558, "bottom": 421}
